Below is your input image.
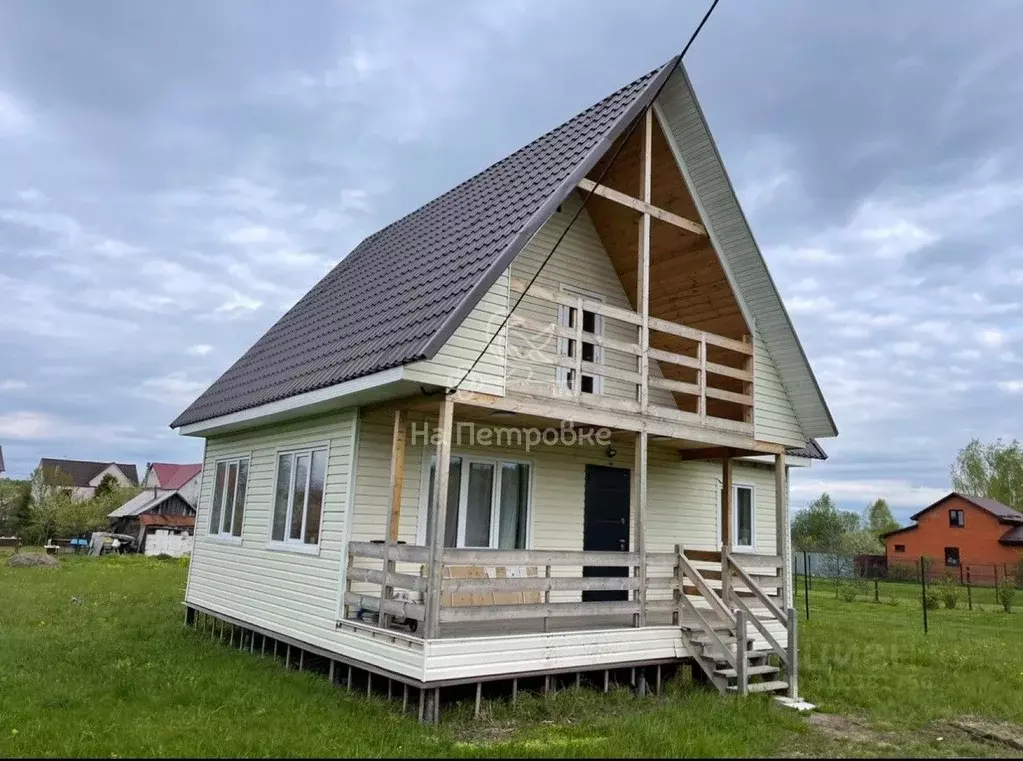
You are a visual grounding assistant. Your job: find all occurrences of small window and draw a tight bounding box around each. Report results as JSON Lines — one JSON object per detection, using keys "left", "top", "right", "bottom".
{"left": 209, "top": 457, "right": 249, "bottom": 538}
{"left": 733, "top": 485, "right": 755, "bottom": 549}
{"left": 894, "top": 544, "right": 906, "bottom": 553}
{"left": 949, "top": 509, "right": 965, "bottom": 528}
{"left": 271, "top": 447, "right": 328, "bottom": 546}
{"left": 557, "top": 290, "right": 603, "bottom": 395}
{"left": 944, "top": 546, "right": 960, "bottom": 567}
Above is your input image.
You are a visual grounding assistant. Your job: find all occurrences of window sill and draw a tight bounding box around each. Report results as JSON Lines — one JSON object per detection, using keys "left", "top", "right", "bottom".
{"left": 265, "top": 541, "right": 321, "bottom": 556}
{"left": 204, "top": 534, "right": 243, "bottom": 546}
{"left": 730, "top": 545, "right": 758, "bottom": 554}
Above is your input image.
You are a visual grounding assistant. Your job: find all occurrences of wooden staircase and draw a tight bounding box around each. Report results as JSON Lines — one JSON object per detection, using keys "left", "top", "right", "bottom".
{"left": 677, "top": 548, "right": 797, "bottom": 698}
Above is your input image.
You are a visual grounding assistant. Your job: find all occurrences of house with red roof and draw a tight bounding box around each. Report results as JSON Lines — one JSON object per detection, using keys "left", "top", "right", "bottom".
{"left": 142, "top": 462, "right": 202, "bottom": 507}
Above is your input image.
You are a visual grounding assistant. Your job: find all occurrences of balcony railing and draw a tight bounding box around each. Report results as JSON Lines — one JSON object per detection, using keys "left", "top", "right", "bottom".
{"left": 507, "top": 277, "right": 754, "bottom": 434}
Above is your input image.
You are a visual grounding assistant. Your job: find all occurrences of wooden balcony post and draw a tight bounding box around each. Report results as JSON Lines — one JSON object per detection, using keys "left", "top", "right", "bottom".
{"left": 637, "top": 109, "right": 652, "bottom": 414}
{"left": 721, "top": 456, "right": 733, "bottom": 603}
{"left": 742, "top": 335, "right": 754, "bottom": 425}
{"left": 775, "top": 452, "right": 791, "bottom": 610}
{"left": 634, "top": 429, "right": 648, "bottom": 626}
{"left": 698, "top": 334, "right": 707, "bottom": 419}
{"left": 573, "top": 295, "right": 583, "bottom": 399}
{"left": 379, "top": 408, "right": 408, "bottom": 629}
{"left": 425, "top": 396, "right": 454, "bottom": 639}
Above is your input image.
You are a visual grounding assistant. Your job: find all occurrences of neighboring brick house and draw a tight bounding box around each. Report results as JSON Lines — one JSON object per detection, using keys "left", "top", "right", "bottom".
{"left": 883, "top": 492, "right": 1023, "bottom": 571}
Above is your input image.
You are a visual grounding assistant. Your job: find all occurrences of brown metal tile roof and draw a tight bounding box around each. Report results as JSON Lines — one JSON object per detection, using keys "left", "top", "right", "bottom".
{"left": 910, "top": 493, "right": 1023, "bottom": 523}
{"left": 40, "top": 458, "right": 139, "bottom": 487}
{"left": 172, "top": 58, "right": 679, "bottom": 428}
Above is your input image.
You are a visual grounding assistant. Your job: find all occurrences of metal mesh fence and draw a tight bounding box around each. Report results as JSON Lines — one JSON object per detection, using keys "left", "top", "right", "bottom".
{"left": 793, "top": 551, "right": 1023, "bottom": 633}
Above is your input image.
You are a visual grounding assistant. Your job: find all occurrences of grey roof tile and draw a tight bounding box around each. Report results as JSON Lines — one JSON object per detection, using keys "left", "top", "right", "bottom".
{"left": 173, "top": 58, "right": 677, "bottom": 428}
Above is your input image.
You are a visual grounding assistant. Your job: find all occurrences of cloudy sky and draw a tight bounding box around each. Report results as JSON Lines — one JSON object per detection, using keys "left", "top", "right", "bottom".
{"left": 1, "top": 1, "right": 1021, "bottom": 522}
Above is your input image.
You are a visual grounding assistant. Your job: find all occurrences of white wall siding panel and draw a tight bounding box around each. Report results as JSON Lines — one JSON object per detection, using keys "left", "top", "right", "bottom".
{"left": 184, "top": 409, "right": 426, "bottom": 679}
{"left": 404, "top": 270, "right": 509, "bottom": 395}
{"left": 752, "top": 332, "right": 806, "bottom": 448}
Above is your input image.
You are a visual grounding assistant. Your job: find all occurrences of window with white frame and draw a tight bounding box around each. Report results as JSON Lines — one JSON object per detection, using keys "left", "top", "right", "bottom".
{"left": 271, "top": 446, "right": 327, "bottom": 546}
{"left": 733, "top": 484, "right": 755, "bottom": 549}
{"left": 209, "top": 457, "right": 249, "bottom": 538}
{"left": 425, "top": 456, "right": 531, "bottom": 549}
{"left": 556, "top": 287, "right": 603, "bottom": 395}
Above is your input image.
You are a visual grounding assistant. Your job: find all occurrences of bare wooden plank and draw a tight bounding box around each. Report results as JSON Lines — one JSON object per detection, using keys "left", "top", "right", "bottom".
{"left": 511, "top": 316, "right": 640, "bottom": 355}
{"left": 509, "top": 277, "right": 642, "bottom": 326}
{"left": 648, "top": 376, "right": 701, "bottom": 397}
{"left": 705, "top": 387, "right": 754, "bottom": 407}
{"left": 730, "top": 558, "right": 786, "bottom": 623}
{"left": 441, "top": 548, "right": 640, "bottom": 567}
{"left": 347, "top": 566, "right": 428, "bottom": 593}
{"left": 348, "top": 541, "right": 431, "bottom": 564}
{"left": 705, "top": 360, "right": 753, "bottom": 382}
{"left": 682, "top": 549, "right": 722, "bottom": 563}
{"left": 577, "top": 177, "right": 706, "bottom": 236}
{"left": 648, "top": 346, "right": 700, "bottom": 371}
{"left": 343, "top": 592, "right": 426, "bottom": 622}
{"left": 438, "top": 600, "right": 641, "bottom": 623}
{"left": 635, "top": 429, "right": 648, "bottom": 626}
{"left": 535, "top": 353, "right": 643, "bottom": 386}
{"left": 648, "top": 315, "right": 703, "bottom": 343}
{"left": 441, "top": 575, "right": 641, "bottom": 594}
{"left": 678, "top": 553, "right": 735, "bottom": 627}
{"left": 425, "top": 396, "right": 454, "bottom": 639}
{"left": 776, "top": 452, "right": 791, "bottom": 610}
{"left": 734, "top": 594, "right": 787, "bottom": 664}
{"left": 379, "top": 409, "right": 408, "bottom": 628}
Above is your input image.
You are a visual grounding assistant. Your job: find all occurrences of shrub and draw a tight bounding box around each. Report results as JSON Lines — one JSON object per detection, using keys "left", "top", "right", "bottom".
{"left": 997, "top": 583, "right": 1016, "bottom": 613}
{"left": 884, "top": 596, "right": 899, "bottom": 607}
{"left": 1015, "top": 559, "right": 1023, "bottom": 589}
{"left": 937, "top": 573, "right": 960, "bottom": 609}
{"left": 836, "top": 581, "right": 859, "bottom": 602}
{"left": 923, "top": 591, "right": 940, "bottom": 610}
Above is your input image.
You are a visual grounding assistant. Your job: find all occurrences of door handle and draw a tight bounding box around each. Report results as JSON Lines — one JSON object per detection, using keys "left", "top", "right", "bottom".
{"left": 618, "top": 539, "right": 627, "bottom": 551}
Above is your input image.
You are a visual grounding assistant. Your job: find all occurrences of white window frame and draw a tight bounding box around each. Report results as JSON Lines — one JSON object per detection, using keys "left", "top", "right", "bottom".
{"left": 732, "top": 483, "right": 757, "bottom": 552}
{"left": 206, "top": 455, "right": 250, "bottom": 544}
{"left": 416, "top": 450, "right": 535, "bottom": 550}
{"left": 267, "top": 441, "right": 330, "bottom": 555}
{"left": 556, "top": 285, "right": 604, "bottom": 396}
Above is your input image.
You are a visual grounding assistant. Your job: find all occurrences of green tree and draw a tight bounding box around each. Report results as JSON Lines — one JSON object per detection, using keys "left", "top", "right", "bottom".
{"left": 791, "top": 493, "right": 863, "bottom": 552}
{"left": 0, "top": 478, "right": 31, "bottom": 535}
{"left": 866, "top": 498, "right": 900, "bottom": 537}
{"left": 93, "top": 473, "right": 120, "bottom": 498}
{"left": 951, "top": 438, "right": 1023, "bottom": 509}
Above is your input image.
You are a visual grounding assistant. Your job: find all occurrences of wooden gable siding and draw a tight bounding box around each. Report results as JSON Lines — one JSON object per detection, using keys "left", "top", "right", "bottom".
{"left": 505, "top": 192, "right": 678, "bottom": 407}
{"left": 403, "top": 270, "right": 509, "bottom": 396}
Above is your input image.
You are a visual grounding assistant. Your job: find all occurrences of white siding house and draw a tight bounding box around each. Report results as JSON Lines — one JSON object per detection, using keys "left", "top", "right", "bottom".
{"left": 176, "top": 58, "right": 835, "bottom": 717}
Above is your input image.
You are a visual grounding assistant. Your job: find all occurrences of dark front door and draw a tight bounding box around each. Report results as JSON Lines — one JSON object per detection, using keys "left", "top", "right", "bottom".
{"left": 582, "top": 464, "right": 631, "bottom": 602}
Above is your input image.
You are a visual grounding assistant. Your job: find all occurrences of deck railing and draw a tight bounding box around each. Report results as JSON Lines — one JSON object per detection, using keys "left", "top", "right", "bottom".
{"left": 344, "top": 542, "right": 690, "bottom": 635}
{"left": 508, "top": 277, "right": 754, "bottom": 434}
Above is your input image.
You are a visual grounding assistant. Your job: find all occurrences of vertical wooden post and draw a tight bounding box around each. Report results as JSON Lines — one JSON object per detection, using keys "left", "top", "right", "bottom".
{"left": 742, "top": 334, "right": 754, "bottom": 425}
{"left": 573, "top": 296, "right": 583, "bottom": 398}
{"left": 543, "top": 564, "right": 552, "bottom": 633}
{"left": 775, "top": 453, "right": 791, "bottom": 610}
{"left": 634, "top": 430, "right": 648, "bottom": 626}
{"left": 425, "top": 396, "right": 455, "bottom": 640}
{"left": 786, "top": 607, "right": 798, "bottom": 698}
{"left": 697, "top": 335, "right": 707, "bottom": 419}
{"left": 721, "top": 456, "right": 733, "bottom": 602}
{"left": 735, "top": 608, "right": 748, "bottom": 695}
{"left": 379, "top": 409, "right": 408, "bottom": 629}
{"left": 637, "top": 110, "right": 652, "bottom": 414}
{"left": 672, "top": 543, "right": 682, "bottom": 626}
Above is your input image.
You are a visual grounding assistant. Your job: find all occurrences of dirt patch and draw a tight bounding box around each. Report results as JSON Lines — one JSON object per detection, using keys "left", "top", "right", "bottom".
{"left": 948, "top": 717, "right": 1023, "bottom": 752}
{"left": 806, "top": 713, "right": 895, "bottom": 747}
{"left": 7, "top": 553, "right": 58, "bottom": 568}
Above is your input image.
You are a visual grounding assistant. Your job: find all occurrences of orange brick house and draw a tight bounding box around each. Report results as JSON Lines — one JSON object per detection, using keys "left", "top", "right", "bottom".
{"left": 883, "top": 492, "right": 1023, "bottom": 572}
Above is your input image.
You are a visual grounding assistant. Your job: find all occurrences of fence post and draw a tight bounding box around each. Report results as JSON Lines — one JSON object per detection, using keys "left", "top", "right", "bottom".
{"left": 874, "top": 577, "right": 879, "bottom": 604}
{"left": 919, "top": 557, "right": 929, "bottom": 634}
{"left": 803, "top": 550, "right": 811, "bottom": 621}
{"left": 959, "top": 563, "right": 964, "bottom": 585}
{"left": 994, "top": 564, "right": 999, "bottom": 589}
{"left": 966, "top": 567, "right": 973, "bottom": 611}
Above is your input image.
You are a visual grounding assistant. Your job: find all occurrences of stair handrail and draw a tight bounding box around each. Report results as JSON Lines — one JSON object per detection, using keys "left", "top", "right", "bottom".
{"left": 678, "top": 550, "right": 736, "bottom": 629}
{"left": 678, "top": 590, "right": 738, "bottom": 670}
{"left": 724, "top": 551, "right": 785, "bottom": 625}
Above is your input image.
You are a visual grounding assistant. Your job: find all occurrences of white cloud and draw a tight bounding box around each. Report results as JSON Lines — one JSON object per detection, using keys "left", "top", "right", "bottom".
{"left": 223, "top": 224, "right": 286, "bottom": 245}
{"left": 977, "top": 328, "right": 1004, "bottom": 348}
{"left": 212, "top": 291, "right": 262, "bottom": 316}
{"left": 16, "top": 188, "right": 46, "bottom": 203}
{"left": 998, "top": 380, "right": 1023, "bottom": 393}
{"left": 0, "top": 90, "right": 31, "bottom": 135}
{"left": 186, "top": 344, "right": 213, "bottom": 356}
{"left": 136, "top": 372, "right": 208, "bottom": 406}
{"left": 790, "top": 477, "right": 948, "bottom": 510}
{"left": 0, "top": 380, "right": 27, "bottom": 391}
{"left": 0, "top": 410, "right": 141, "bottom": 443}
{"left": 787, "top": 295, "right": 834, "bottom": 313}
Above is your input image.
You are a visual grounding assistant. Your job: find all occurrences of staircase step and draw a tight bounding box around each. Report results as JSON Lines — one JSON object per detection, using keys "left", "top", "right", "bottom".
{"left": 714, "top": 664, "right": 780, "bottom": 679}
{"left": 728, "top": 680, "right": 789, "bottom": 694}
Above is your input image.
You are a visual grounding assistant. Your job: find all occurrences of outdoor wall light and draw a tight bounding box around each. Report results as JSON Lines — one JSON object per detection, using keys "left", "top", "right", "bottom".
{"left": 606, "top": 445, "right": 617, "bottom": 459}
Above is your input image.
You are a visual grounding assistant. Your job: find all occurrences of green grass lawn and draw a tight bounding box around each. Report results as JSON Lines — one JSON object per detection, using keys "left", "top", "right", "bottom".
{"left": 1, "top": 554, "right": 1021, "bottom": 758}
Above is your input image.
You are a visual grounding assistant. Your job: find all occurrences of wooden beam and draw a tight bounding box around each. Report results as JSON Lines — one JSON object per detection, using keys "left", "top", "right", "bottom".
{"left": 378, "top": 409, "right": 408, "bottom": 628}
{"left": 775, "top": 453, "right": 791, "bottom": 611}
{"left": 634, "top": 429, "right": 648, "bottom": 626}
{"left": 679, "top": 446, "right": 740, "bottom": 461}
{"left": 638, "top": 110, "right": 652, "bottom": 416}
{"left": 578, "top": 177, "right": 706, "bottom": 236}
{"left": 424, "top": 396, "right": 454, "bottom": 639}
